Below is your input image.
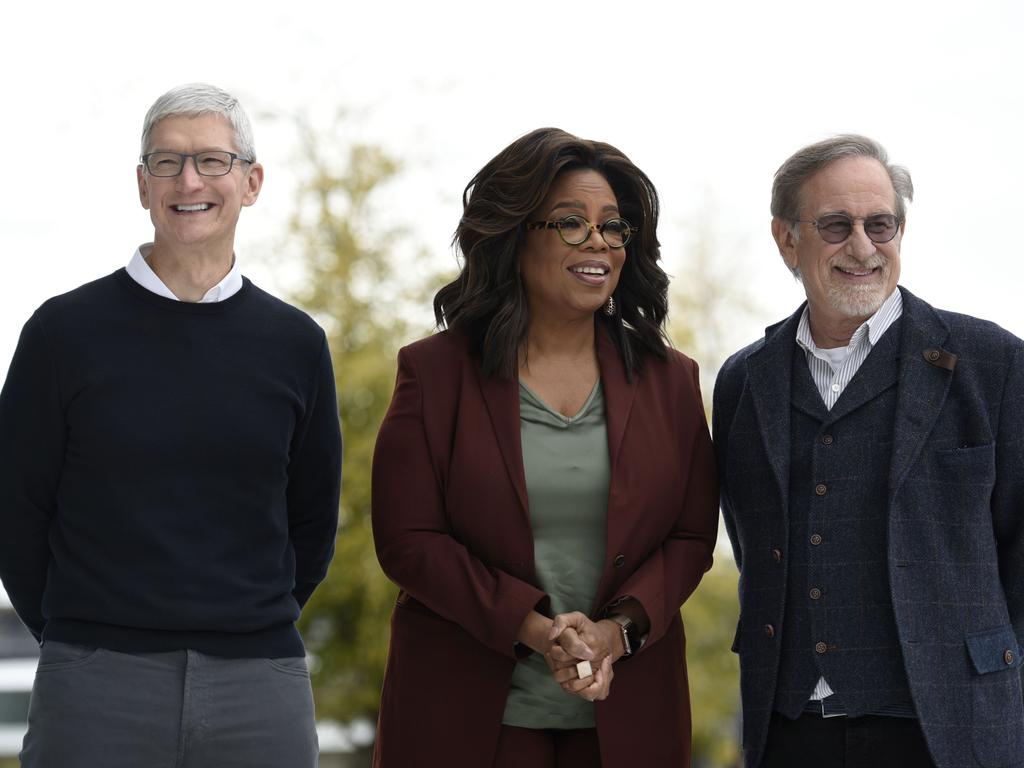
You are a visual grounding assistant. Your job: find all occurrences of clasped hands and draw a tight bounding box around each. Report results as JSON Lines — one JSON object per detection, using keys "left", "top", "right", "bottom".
{"left": 519, "top": 610, "right": 625, "bottom": 703}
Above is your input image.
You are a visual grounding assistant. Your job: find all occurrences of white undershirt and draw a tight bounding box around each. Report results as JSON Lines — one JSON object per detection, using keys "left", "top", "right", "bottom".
{"left": 126, "top": 243, "right": 242, "bottom": 303}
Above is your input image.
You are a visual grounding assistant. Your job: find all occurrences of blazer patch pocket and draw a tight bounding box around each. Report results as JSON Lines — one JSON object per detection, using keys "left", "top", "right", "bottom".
{"left": 933, "top": 442, "right": 995, "bottom": 484}
{"left": 965, "top": 625, "right": 1023, "bottom": 675}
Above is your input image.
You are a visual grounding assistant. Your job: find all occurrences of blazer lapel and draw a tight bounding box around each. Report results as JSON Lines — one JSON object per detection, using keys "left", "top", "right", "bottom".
{"left": 597, "top": 329, "right": 638, "bottom": 474}
{"left": 888, "top": 287, "right": 955, "bottom": 498}
{"left": 594, "top": 328, "right": 638, "bottom": 609}
{"left": 746, "top": 310, "right": 802, "bottom": 515}
{"left": 826, "top": 319, "right": 902, "bottom": 423}
{"left": 476, "top": 366, "right": 530, "bottom": 516}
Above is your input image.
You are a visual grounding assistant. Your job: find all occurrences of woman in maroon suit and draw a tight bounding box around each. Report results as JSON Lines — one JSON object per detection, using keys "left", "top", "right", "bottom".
{"left": 371, "top": 128, "right": 718, "bottom": 767}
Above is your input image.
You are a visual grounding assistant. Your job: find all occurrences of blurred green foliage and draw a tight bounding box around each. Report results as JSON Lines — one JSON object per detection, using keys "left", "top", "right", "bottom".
{"left": 287, "top": 129, "right": 411, "bottom": 721}
{"left": 684, "top": 556, "right": 741, "bottom": 768}
{"left": 287, "top": 129, "right": 743, "bottom": 766}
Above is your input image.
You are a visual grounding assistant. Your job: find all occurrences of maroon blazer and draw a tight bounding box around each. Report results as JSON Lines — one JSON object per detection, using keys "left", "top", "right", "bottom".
{"left": 371, "top": 327, "right": 719, "bottom": 767}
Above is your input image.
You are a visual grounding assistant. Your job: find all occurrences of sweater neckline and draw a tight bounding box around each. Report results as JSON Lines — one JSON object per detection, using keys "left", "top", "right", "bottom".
{"left": 114, "top": 268, "right": 253, "bottom": 313}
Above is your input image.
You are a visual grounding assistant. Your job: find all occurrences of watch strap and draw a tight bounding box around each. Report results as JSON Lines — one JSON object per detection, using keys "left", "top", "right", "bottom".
{"left": 610, "top": 614, "right": 636, "bottom": 657}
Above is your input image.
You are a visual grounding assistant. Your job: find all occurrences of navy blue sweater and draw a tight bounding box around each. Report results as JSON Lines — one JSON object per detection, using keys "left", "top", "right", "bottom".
{"left": 0, "top": 269, "right": 342, "bottom": 658}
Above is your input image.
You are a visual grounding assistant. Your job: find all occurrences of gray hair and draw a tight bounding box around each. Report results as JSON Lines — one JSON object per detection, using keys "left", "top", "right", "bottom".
{"left": 771, "top": 134, "right": 913, "bottom": 224}
{"left": 140, "top": 83, "right": 256, "bottom": 162}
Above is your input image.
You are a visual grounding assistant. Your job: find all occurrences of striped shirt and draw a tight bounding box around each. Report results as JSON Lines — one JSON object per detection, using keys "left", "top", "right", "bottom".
{"left": 796, "top": 289, "right": 904, "bottom": 411}
{"left": 794, "top": 288, "right": 903, "bottom": 706}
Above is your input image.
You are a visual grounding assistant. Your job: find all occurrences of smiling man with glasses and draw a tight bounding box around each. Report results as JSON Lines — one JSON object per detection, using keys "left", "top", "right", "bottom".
{"left": 0, "top": 83, "right": 341, "bottom": 767}
{"left": 714, "top": 135, "right": 1024, "bottom": 768}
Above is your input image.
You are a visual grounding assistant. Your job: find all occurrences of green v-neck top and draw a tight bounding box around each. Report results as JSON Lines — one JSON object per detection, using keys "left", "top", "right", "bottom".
{"left": 501, "top": 379, "right": 610, "bottom": 729}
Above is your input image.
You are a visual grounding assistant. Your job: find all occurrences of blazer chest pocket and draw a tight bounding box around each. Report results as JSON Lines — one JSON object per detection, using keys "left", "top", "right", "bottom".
{"left": 965, "top": 625, "right": 1024, "bottom": 767}
{"left": 932, "top": 442, "right": 995, "bottom": 485}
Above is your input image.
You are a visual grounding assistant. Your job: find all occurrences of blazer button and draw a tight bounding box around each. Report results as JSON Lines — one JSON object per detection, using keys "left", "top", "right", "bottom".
{"left": 809, "top": 587, "right": 822, "bottom": 600}
{"left": 815, "top": 641, "right": 828, "bottom": 654}
{"left": 1006, "top": 650, "right": 1015, "bottom": 665}
{"left": 613, "top": 554, "right": 626, "bottom": 568}
{"left": 821, "top": 434, "right": 834, "bottom": 445}
{"left": 810, "top": 534, "right": 823, "bottom": 546}
{"left": 771, "top": 548, "right": 783, "bottom": 563}
{"left": 763, "top": 624, "right": 775, "bottom": 638}
{"left": 815, "top": 483, "right": 828, "bottom": 496}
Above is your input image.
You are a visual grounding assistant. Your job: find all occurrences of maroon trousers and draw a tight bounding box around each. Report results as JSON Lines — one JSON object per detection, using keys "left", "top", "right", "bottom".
{"left": 493, "top": 726, "right": 601, "bottom": 768}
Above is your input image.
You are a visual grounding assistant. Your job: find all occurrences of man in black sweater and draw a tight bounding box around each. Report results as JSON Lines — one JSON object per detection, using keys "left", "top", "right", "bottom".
{"left": 0, "top": 84, "right": 342, "bottom": 767}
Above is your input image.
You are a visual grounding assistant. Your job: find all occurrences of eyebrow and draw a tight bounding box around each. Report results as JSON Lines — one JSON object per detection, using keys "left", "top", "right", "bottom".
{"left": 547, "top": 200, "right": 621, "bottom": 216}
{"left": 147, "top": 147, "right": 237, "bottom": 154}
{"left": 816, "top": 209, "right": 896, "bottom": 218}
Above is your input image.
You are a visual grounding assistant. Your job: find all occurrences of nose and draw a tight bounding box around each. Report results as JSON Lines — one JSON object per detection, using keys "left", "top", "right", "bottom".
{"left": 174, "top": 158, "right": 206, "bottom": 192}
{"left": 581, "top": 222, "right": 607, "bottom": 250}
{"left": 846, "top": 220, "right": 876, "bottom": 259}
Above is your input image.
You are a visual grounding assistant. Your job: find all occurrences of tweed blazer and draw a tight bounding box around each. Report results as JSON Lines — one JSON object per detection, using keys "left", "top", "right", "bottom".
{"left": 713, "top": 287, "right": 1024, "bottom": 768}
{"left": 371, "top": 326, "right": 718, "bottom": 767}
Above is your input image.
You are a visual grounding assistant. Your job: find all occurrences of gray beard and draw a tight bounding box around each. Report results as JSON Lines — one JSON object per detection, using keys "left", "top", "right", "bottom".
{"left": 826, "top": 282, "right": 887, "bottom": 319}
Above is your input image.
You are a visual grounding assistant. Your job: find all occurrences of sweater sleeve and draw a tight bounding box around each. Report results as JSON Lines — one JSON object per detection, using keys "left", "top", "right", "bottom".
{"left": 286, "top": 333, "right": 342, "bottom": 608}
{"left": 0, "top": 314, "right": 65, "bottom": 641}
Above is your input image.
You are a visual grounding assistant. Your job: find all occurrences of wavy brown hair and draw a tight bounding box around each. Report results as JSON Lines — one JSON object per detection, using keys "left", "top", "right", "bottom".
{"left": 434, "top": 127, "right": 669, "bottom": 380}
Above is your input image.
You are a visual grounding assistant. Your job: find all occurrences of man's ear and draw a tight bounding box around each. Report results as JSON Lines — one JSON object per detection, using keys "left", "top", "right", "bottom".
{"left": 137, "top": 165, "right": 150, "bottom": 210}
{"left": 241, "top": 163, "right": 264, "bottom": 208}
{"left": 771, "top": 217, "right": 798, "bottom": 272}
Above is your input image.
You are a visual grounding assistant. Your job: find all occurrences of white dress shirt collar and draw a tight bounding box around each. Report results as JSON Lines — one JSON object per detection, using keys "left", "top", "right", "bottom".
{"left": 126, "top": 243, "right": 243, "bottom": 303}
{"left": 795, "top": 287, "right": 903, "bottom": 360}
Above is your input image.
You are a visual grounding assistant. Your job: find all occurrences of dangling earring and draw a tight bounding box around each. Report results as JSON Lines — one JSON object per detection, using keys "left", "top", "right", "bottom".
{"left": 604, "top": 295, "right": 616, "bottom": 316}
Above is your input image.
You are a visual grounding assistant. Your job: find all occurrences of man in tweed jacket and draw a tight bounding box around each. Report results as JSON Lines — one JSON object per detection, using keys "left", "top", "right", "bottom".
{"left": 714, "top": 135, "right": 1024, "bottom": 768}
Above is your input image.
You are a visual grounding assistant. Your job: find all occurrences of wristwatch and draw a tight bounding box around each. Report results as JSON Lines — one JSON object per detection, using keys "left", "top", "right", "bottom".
{"left": 610, "top": 614, "right": 642, "bottom": 657}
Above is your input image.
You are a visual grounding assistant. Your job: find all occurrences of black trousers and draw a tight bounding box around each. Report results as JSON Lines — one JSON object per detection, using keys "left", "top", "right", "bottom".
{"left": 761, "top": 711, "right": 935, "bottom": 768}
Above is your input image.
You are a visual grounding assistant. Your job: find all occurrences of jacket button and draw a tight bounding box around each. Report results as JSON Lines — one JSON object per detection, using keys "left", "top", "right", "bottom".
{"left": 810, "top": 533, "right": 823, "bottom": 546}
{"left": 809, "top": 587, "right": 822, "bottom": 600}
{"left": 815, "top": 641, "right": 828, "bottom": 654}
{"left": 1006, "top": 650, "right": 1015, "bottom": 665}
{"left": 613, "top": 554, "right": 625, "bottom": 568}
{"left": 771, "top": 548, "right": 782, "bottom": 563}
{"left": 821, "top": 434, "right": 834, "bottom": 445}
{"left": 763, "top": 624, "right": 775, "bottom": 638}
{"left": 815, "top": 483, "right": 827, "bottom": 496}
{"left": 927, "top": 349, "right": 940, "bottom": 362}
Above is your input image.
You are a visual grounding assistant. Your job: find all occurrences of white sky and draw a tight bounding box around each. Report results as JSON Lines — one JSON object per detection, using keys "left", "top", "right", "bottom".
{"left": 2, "top": 0, "right": 1022, "bottom": 373}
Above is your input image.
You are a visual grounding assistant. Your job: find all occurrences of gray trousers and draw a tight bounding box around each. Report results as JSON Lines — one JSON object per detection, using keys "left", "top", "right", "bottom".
{"left": 20, "top": 641, "right": 318, "bottom": 768}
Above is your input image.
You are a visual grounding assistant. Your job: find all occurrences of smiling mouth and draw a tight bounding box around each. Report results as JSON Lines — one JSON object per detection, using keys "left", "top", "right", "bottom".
{"left": 569, "top": 265, "right": 610, "bottom": 276}
{"left": 173, "top": 203, "right": 212, "bottom": 213}
{"left": 834, "top": 265, "right": 880, "bottom": 277}
{"left": 567, "top": 262, "right": 611, "bottom": 287}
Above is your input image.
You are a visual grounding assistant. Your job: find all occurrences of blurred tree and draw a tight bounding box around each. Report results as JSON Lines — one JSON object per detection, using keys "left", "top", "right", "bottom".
{"left": 670, "top": 213, "right": 760, "bottom": 768}
{"left": 682, "top": 558, "right": 741, "bottom": 768}
{"left": 284, "top": 122, "right": 419, "bottom": 723}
